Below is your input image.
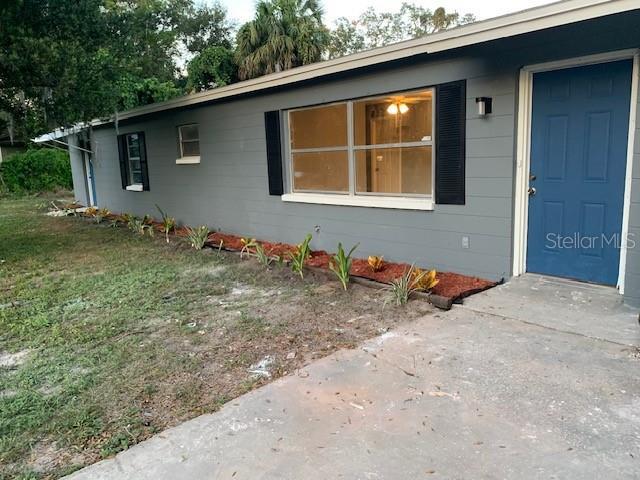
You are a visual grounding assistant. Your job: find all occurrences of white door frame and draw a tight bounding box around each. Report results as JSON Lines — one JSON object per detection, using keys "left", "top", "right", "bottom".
{"left": 84, "top": 153, "right": 95, "bottom": 207}
{"left": 513, "top": 49, "right": 639, "bottom": 294}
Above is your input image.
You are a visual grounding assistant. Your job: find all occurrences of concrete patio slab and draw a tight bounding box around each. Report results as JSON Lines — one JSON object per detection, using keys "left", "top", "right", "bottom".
{"left": 65, "top": 296, "right": 640, "bottom": 480}
{"left": 463, "top": 274, "right": 640, "bottom": 346}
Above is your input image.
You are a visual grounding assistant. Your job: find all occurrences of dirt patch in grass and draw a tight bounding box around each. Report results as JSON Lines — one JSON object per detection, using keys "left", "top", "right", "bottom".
{"left": 0, "top": 197, "right": 434, "bottom": 479}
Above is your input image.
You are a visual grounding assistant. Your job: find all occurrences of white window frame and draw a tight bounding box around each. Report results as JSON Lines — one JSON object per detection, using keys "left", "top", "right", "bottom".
{"left": 282, "top": 88, "right": 435, "bottom": 210}
{"left": 176, "top": 124, "right": 200, "bottom": 164}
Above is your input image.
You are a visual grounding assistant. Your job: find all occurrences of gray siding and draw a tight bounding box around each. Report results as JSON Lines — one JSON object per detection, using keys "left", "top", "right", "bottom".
{"left": 91, "top": 56, "right": 515, "bottom": 280}
{"left": 624, "top": 81, "right": 640, "bottom": 307}
{"left": 86, "top": 15, "right": 640, "bottom": 293}
{"left": 68, "top": 135, "right": 89, "bottom": 206}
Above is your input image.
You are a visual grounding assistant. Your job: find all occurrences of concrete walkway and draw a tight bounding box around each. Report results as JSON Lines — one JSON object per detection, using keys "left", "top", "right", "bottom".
{"left": 464, "top": 273, "right": 640, "bottom": 346}
{"left": 67, "top": 276, "right": 640, "bottom": 479}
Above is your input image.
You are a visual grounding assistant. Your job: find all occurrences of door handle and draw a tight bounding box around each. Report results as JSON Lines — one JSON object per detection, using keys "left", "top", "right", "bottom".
{"left": 528, "top": 187, "right": 537, "bottom": 197}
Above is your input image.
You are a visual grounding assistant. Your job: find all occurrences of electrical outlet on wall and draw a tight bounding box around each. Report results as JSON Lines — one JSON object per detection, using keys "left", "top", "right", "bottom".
{"left": 462, "top": 236, "right": 470, "bottom": 249}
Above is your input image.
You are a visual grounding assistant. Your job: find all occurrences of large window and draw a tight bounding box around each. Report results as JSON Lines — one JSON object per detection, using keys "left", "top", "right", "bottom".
{"left": 286, "top": 89, "right": 434, "bottom": 207}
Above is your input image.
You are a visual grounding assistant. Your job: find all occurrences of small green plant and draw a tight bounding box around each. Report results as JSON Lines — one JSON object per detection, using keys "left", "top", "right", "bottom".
{"left": 118, "top": 212, "right": 133, "bottom": 225}
{"left": 240, "top": 237, "right": 257, "bottom": 259}
{"left": 128, "top": 217, "right": 154, "bottom": 237}
{"left": 288, "top": 234, "right": 312, "bottom": 278}
{"left": 127, "top": 215, "right": 138, "bottom": 230}
{"left": 94, "top": 207, "right": 110, "bottom": 224}
{"left": 85, "top": 206, "right": 98, "bottom": 217}
{"left": 253, "top": 243, "right": 274, "bottom": 268}
{"left": 142, "top": 214, "right": 153, "bottom": 226}
{"left": 155, "top": 204, "right": 176, "bottom": 243}
{"left": 386, "top": 265, "right": 425, "bottom": 306}
{"left": 185, "top": 225, "right": 209, "bottom": 250}
{"left": 329, "top": 242, "right": 359, "bottom": 290}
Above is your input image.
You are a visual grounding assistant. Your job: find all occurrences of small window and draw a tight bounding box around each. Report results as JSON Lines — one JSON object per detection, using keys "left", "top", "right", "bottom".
{"left": 177, "top": 124, "right": 200, "bottom": 163}
{"left": 126, "top": 133, "right": 143, "bottom": 185}
{"left": 117, "top": 132, "right": 149, "bottom": 191}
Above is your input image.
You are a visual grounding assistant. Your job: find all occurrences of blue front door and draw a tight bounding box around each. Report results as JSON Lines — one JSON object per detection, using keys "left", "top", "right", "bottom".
{"left": 527, "top": 60, "right": 632, "bottom": 285}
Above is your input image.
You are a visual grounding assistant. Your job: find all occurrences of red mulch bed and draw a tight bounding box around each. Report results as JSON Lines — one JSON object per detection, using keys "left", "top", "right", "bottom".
{"left": 79, "top": 210, "right": 498, "bottom": 302}
{"left": 205, "top": 232, "right": 498, "bottom": 302}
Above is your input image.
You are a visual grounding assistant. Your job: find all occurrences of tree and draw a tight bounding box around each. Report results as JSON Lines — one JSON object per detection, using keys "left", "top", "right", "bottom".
{"left": 118, "top": 77, "right": 183, "bottom": 111}
{"left": 0, "top": 0, "right": 121, "bottom": 138}
{"left": 0, "top": 0, "right": 234, "bottom": 141}
{"left": 186, "top": 46, "right": 237, "bottom": 92}
{"left": 235, "top": 0, "right": 330, "bottom": 81}
{"left": 328, "top": 3, "right": 476, "bottom": 59}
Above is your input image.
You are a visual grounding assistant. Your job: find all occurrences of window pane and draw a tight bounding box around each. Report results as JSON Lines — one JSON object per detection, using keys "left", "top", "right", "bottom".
{"left": 292, "top": 151, "right": 349, "bottom": 192}
{"left": 290, "top": 104, "right": 347, "bottom": 149}
{"left": 355, "top": 146, "right": 432, "bottom": 195}
{"left": 181, "top": 140, "right": 200, "bottom": 156}
{"left": 127, "top": 134, "right": 140, "bottom": 158}
{"left": 129, "top": 159, "right": 142, "bottom": 185}
{"left": 353, "top": 90, "right": 433, "bottom": 145}
{"left": 180, "top": 125, "right": 199, "bottom": 141}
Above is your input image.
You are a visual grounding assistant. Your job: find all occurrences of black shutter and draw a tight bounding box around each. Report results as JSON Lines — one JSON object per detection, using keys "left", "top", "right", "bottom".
{"left": 435, "top": 80, "right": 466, "bottom": 205}
{"left": 117, "top": 134, "right": 129, "bottom": 190}
{"left": 264, "top": 110, "right": 284, "bottom": 195}
{"left": 138, "top": 132, "right": 150, "bottom": 191}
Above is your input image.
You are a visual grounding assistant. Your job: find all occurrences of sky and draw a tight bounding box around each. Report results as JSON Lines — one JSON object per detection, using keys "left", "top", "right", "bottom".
{"left": 214, "top": 0, "right": 557, "bottom": 26}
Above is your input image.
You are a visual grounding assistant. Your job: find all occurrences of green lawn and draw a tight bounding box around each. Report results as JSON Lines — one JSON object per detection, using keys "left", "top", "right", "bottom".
{"left": 0, "top": 196, "right": 431, "bottom": 479}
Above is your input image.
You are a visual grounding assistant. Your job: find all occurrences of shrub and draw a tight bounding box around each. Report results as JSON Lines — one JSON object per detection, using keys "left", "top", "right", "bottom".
{"left": 367, "top": 255, "right": 384, "bottom": 272}
{"left": 253, "top": 243, "right": 274, "bottom": 268}
{"left": 185, "top": 225, "right": 209, "bottom": 250}
{"left": 411, "top": 268, "right": 439, "bottom": 292}
{"left": 128, "top": 217, "right": 153, "bottom": 237}
{"left": 155, "top": 205, "right": 176, "bottom": 243}
{"left": 1, "top": 148, "right": 72, "bottom": 193}
{"left": 240, "top": 237, "right": 257, "bottom": 259}
{"left": 330, "top": 242, "right": 359, "bottom": 290}
{"left": 386, "top": 265, "right": 424, "bottom": 306}
{"left": 288, "top": 234, "right": 312, "bottom": 278}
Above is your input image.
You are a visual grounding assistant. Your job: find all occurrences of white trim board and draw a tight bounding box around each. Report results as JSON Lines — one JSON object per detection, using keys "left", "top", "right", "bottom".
{"left": 512, "top": 49, "right": 640, "bottom": 295}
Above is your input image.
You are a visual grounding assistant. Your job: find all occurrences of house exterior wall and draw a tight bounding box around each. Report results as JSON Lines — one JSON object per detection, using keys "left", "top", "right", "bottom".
{"left": 624, "top": 63, "right": 640, "bottom": 306}
{"left": 91, "top": 56, "right": 516, "bottom": 281}
{"left": 84, "top": 14, "right": 640, "bottom": 300}
{"left": 68, "top": 135, "right": 90, "bottom": 206}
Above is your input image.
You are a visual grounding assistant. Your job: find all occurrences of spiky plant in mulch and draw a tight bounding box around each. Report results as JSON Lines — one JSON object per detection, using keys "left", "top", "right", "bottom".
{"left": 288, "top": 234, "right": 312, "bottom": 279}
{"left": 329, "top": 242, "right": 359, "bottom": 290}
{"left": 185, "top": 225, "right": 209, "bottom": 250}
